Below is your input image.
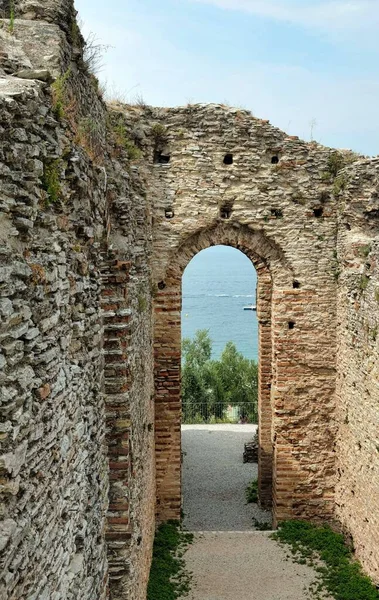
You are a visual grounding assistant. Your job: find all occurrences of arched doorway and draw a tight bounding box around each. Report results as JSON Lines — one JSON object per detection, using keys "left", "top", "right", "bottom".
{"left": 181, "top": 245, "right": 271, "bottom": 530}
{"left": 153, "top": 226, "right": 276, "bottom": 523}
{"left": 153, "top": 220, "right": 337, "bottom": 527}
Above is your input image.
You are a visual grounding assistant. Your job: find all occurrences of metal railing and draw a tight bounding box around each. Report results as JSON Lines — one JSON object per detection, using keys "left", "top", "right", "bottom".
{"left": 182, "top": 402, "right": 258, "bottom": 424}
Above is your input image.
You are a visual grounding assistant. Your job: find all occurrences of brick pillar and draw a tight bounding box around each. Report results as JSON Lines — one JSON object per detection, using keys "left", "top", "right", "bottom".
{"left": 271, "top": 288, "right": 336, "bottom": 525}
{"left": 101, "top": 251, "right": 133, "bottom": 591}
{"left": 256, "top": 268, "right": 273, "bottom": 508}
{"left": 154, "top": 276, "right": 182, "bottom": 522}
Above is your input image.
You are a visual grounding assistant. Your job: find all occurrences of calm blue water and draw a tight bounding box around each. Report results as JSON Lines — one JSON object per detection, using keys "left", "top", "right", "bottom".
{"left": 182, "top": 246, "right": 258, "bottom": 361}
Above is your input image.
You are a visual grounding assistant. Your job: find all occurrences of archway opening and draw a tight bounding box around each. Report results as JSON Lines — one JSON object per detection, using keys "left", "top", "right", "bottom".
{"left": 181, "top": 245, "right": 272, "bottom": 530}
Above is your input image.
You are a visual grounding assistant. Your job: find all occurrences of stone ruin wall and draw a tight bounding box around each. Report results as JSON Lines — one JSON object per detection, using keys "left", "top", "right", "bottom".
{"left": 0, "top": 1, "right": 378, "bottom": 599}
{"left": 0, "top": 77, "right": 110, "bottom": 600}
{"left": 0, "top": 2, "right": 156, "bottom": 599}
{"left": 142, "top": 104, "right": 341, "bottom": 526}
{"left": 335, "top": 159, "right": 379, "bottom": 582}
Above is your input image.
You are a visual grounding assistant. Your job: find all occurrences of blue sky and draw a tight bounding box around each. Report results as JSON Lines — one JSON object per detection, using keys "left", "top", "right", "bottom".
{"left": 75, "top": 0, "right": 379, "bottom": 155}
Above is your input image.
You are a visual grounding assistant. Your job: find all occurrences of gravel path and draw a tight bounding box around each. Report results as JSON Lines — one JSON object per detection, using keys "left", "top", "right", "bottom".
{"left": 180, "top": 531, "right": 320, "bottom": 600}
{"left": 181, "top": 424, "right": 271, "bottom": 531}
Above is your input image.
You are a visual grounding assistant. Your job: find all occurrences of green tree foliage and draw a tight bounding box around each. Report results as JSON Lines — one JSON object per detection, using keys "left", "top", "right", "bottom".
{"left": 182, "top": 330, "right": 258, "bottom": 423}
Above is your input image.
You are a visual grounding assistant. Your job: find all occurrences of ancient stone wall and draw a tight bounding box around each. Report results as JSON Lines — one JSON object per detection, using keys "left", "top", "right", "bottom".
{"left": 102, "top": 106, "right": 156, "bottom": 598}
{"left": 133, "top": 103, "right": 344, "bottom": 525}
{"left": 0, "top": 5, "right": 156, "bottom": 600}
{"left": 336, "top": 158, "right": 379, "bottom": 584}
{"left": 0, "top": 78, "right": 109, "bottom": 600}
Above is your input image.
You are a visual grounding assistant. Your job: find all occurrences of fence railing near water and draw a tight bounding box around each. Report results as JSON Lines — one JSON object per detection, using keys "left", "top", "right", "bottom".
{"left": 182, "top": 402, "right": 258, "bottom": 424}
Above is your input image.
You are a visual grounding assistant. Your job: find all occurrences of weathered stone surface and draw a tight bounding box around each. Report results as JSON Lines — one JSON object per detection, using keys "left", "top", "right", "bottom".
{"left": 335, "top": 158, "right": 379, "bottom": 584}
{"left": 14, "top": 68, "right": 53, "bottom": 82}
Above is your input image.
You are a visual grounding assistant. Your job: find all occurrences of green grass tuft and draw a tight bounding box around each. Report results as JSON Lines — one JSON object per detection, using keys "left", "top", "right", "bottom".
{"left": 9, "top": 0, "right": 15, "bottom": 33}
{"left": 245, "top": 478, "right": 258, "bottom": 503}
{"left": 41, "top": 159, "right": 62, "bottom": 204}
{"left": 51, "top": 69, "right": 71, "bottom": 120}
{"left": 147, "top": 521, "right": 193, "bottom": 600}
{"left": 273, "top": 520, "right": 379, "bottom": 600}
{"left": 360, "top": 274, "right": 370, "bottom": 292}
{"left": 111, "top": 116, "right": 142, "bottom": 160}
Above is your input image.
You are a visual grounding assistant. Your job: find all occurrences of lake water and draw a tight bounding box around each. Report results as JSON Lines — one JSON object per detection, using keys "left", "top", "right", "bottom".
{"left": 182, "top": 245, "right": 258, "bottom": 361}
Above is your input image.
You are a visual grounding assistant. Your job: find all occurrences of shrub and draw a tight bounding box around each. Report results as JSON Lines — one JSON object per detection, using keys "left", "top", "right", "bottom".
{"left": 152, "top": 123, "right": 168, "bottom": 143}
{"left": 327, "top": 151, "right": 345, "bottom": 177}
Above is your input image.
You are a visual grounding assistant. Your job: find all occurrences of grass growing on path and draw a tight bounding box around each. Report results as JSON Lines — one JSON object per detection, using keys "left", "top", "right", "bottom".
{"left": 147, "top": 521, "right": 193, "bottom": 600}
{"left": 245, "top": 478, "right": 258, "bottom": 503}
{"left": 273, "top": 520, "right": 379, "bottom": 600}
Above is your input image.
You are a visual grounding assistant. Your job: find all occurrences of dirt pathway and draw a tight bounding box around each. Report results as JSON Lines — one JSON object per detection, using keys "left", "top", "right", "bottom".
{"left": 181, "top": 424, "right": 271, "bottom": 530}
{"left": 181, "top": 531, "right": 319, "bottom": 600}
{"left": 180, "top": 425, "right": 326, "bottom": 599}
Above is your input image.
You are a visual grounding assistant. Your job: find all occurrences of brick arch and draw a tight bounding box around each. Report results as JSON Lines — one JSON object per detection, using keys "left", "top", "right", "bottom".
{"left": 150, "top": 103, "right": 338, "bottom": 532}
{"left": 154, "top": 224, "right": 297, "bottom": 522}
{"left": 169, "top": 223, "right": 293, "bottom": 281}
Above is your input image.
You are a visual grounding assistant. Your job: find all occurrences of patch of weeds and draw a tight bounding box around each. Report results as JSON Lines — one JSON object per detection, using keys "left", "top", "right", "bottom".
{"left": 375, "top": 289, "right": 379, "bottom": 304}
{"left": 320, "top": 171, "right": 332, "bottom": 183}
{"left": 124, "top": 139, "right": 142, "bottom": 160}
{"left": 135, "top": 93, "right": 147, "bottom": 108}
{"left": 147, "top": 521, "right": 193, "bottom": 600}
{"left": 333, "top": 174, "right": 348, "bottom": 197}
{"left": 359, "top": 244, "right": 371, "bottom": 258}
{"left": 327, "top": 151, "right": 345, "bottom": 177}
{"left": 252, "top": 518, "right": 272, "bottom": 531}
{"left": 41, "top": 159, "right": 62, "bottom": 204}
{"left": 177, "top": 127, "right": 186, "bottom": 139}
{"left": 332, "top": 265, "right": 341, "bottom": 282}
{"left": 8, "top": 0, "right": 15, "bottom": 33}
{"left": 152, "top": 122, "right": 168, "bottom": 144}
{"left": 291, "top": 191, "right": 306, "bottom": 205}
{"left": 111, "top": 116, "right": 142, "bottom": 160}
{"left": 51, "top": 69, "right": 71, "bottom": 120}
{"left": 29, "top": 263, "right": 46, "bottom": 284}
{"left": 273, "top": 520, "right": 379, "bottom": 600}
{"left": 70, "top": 17, "right": 82, "bottom": 47}
{"left": 138, "top": 294, "right": 148, "bottom": 313}
{"left": 359, "top": 274, "right": 370, "bottom": 292}
{"left": 89, "top": 73, "right": 103, "bottom": 97}
{"left": 83, "top": 31, "right": 109, "bottom": 75}
{"left": 246, "top": 478, "right": 258, "bottom": 503}
{"left": 76, "top": 117, "right": 103, "bottom": 162}
{"left": 370, "top": 326, "right": 378, "bottom": 342}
